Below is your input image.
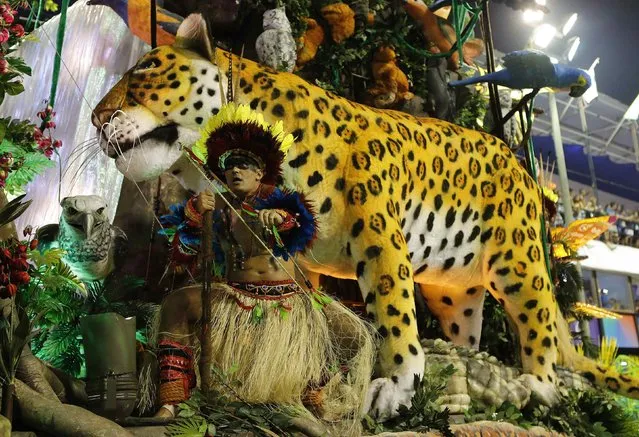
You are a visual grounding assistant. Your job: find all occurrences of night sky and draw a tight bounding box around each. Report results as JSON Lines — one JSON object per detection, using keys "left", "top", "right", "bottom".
{"left": 489, "top": 0, "right": 639, "bottom": 105}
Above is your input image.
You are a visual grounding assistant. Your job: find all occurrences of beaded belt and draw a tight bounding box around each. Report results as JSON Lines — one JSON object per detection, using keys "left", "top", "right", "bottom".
{"left": 228, "top": 279, "right": 303, "bottom": 301}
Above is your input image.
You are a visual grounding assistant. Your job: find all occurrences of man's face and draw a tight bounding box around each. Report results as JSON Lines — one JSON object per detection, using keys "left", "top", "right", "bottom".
{"left": 222, "top": 157, "right": 263, "bottom": 196}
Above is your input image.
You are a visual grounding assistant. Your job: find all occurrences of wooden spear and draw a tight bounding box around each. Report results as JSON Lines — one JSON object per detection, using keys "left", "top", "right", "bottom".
{"left": 199, "top": 209, "right": 214, "bottom": 394}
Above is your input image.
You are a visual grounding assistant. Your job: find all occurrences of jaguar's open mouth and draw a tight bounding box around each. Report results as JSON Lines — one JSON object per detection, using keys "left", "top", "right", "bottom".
{"left": 101, "top": 124, "right": 180, "bottom": 158}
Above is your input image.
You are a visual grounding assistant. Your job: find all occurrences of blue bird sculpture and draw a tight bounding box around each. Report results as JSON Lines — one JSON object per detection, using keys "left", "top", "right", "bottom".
{"left": 449, "top": 50, "right": 592, "bottom": 97}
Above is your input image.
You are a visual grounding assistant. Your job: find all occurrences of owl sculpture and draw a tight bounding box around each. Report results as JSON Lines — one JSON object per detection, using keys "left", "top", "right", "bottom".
{"left": 37, "top": 195, "right": 128, "bottom": 283}
{"left": 255, "top": 7, "right": 297, "bottom": 72}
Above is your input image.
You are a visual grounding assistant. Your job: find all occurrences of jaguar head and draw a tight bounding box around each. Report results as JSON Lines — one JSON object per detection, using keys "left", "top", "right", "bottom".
{"left": 92, "top": 14, "right": 222, "bottom": 188}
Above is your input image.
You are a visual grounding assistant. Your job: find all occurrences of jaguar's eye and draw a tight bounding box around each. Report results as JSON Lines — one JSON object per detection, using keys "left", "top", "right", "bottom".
{"left": 136, "top": 57, "right": 161, "bottom": 71}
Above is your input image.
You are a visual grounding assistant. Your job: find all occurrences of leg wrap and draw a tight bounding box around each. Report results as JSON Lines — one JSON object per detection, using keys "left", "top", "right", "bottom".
{"left": 158, "top": 340, "right": 196, "bottom": 405}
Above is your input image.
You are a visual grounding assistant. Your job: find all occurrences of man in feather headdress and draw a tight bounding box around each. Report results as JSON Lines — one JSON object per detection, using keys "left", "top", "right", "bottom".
{"left": 154, "top": 104, "right": 374, "bottom": 424}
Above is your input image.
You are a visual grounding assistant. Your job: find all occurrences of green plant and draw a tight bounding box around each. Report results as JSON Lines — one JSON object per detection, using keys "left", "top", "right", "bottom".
{"left": 479, "top": 292, "right": 519, "bottom": 367}
{"left": 528, "top": 389, "right": 639, "bottom": 437}
{"left": 453, "top": 90, "right": 488, "bottom": 130}
{"left": 464, "top": 387, "right": 639, "bottom": 437}
{"left": 464, "top": 400, "right": 533, "bottom": 429}
{"left": 26, "top": 274, "right": 156, "bottom": 377}
{"left": 167, "top": 368, "right": 296, "bottom": 437}
{"left": 362, "top": 364, "right": 455, "bottom": 436}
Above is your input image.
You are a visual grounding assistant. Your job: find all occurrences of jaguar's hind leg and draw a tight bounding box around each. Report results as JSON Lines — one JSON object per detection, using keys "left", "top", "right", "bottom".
{"left": 483, "top": 225, "right": 559, "bottom": 404}
{"left": 418, "top": 283, "right": 486, "bottom": 349}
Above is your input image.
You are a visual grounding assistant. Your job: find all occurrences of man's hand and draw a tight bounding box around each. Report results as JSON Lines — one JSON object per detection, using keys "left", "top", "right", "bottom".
{"left": 258, "top": 209, "right": 285, "bottom": 228}
{"left": 195, "top": 190, "right": 215, "bottom": 214}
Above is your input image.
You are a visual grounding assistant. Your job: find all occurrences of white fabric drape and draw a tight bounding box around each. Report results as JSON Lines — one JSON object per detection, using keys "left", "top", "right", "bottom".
{"left": 0, "top": 1, "right": 149, "bottom": 231}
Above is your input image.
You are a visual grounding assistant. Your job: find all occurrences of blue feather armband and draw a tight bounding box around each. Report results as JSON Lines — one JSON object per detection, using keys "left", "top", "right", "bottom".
{"left": 254, "top": 188, "right": 317, "bottom": 260}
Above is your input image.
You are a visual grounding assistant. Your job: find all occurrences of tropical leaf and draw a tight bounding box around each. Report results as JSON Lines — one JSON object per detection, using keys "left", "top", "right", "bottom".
{"left": 4, "top": 151, "right": 55, "bottom": 194}
{"left": 0, "top": 193, "right": 30, "bottom": 227}
{"left": 28, "top": 247, "right": 65, "bottom": 268}
{"left": 44, "top": 261, "right": 86, "bottom": 296}
{"left": 39, "top": 324, "right": 78, "bottom": 361}
{"left": 165, "top": 416, "right": 207, "bottom": 437}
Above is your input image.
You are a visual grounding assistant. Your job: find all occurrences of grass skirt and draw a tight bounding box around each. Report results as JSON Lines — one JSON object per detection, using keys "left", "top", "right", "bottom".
{"left": 148, "top": 281, "right": 377, "bottom": 426}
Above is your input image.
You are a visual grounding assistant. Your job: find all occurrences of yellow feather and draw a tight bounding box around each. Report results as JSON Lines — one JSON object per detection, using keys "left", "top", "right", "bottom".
{"left": 189, "top": 103, "right": 295, "bottom": 161}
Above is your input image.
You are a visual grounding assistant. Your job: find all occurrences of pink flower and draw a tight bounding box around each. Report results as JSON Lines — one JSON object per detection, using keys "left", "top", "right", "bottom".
{"left": 2, "top": 12, "right": 14, "bottom": 24}
{"left": 45, "top": 121, "right": 56, "bottom": 129}
{"left": 33, "top": 127, "right": 43, "bottom": 140}
{"left": 0, "top": 28, "right": 9, "bottom": 43}
{"left": 44, "top": 148, "right": 53, "bottom": 158}
{"left": 10, "top": 24, "right": 24, "bottom": 38}
{"left": 53, "top": 139, "right": 62, "bottom": 148}
{"left": 0, "top": 57, "right": 7, "bottom": 74}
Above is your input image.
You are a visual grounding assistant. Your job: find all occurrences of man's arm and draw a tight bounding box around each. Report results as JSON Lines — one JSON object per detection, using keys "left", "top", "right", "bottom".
{"left": 160, "top": 190, "right": 221, "bottom": 272}
{"left": 253, "top": 188, "right": 317, "bottom": 260}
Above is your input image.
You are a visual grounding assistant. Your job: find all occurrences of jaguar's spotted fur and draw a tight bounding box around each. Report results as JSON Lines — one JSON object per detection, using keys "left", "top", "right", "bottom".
{"left": 92, "top": 15, "right": 639, "bottom": 419}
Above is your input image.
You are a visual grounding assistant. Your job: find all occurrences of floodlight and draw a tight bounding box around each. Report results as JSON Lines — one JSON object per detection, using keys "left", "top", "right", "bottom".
{"left": 567, "top": 37, "right": 580, "bottom": 61}
{"left": 549, "top": 56, "right": 559, "bottom": 64}
{"left": 523, "top": 9, "right": 544, "bottom": 24}
{"left": 562, "top": 13, "right": 578, "bottom": 36}
{"left": 532, "top": 23, "right": 557, "bottom": 49}
{"left": 624, "top": 94, "right": 639, "bottom": 121}
{"left": 582, "top": 57, "right": 600, "bottom": 104}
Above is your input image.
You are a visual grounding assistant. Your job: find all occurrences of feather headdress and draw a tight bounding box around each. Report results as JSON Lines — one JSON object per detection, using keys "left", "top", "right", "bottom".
{"left": 192, "top": 103, "right": 295, "bottom": 185}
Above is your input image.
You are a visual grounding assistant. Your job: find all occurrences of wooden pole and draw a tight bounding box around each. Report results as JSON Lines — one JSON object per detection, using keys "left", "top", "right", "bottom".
{"left": 199, "top": 210, "right": 214, "bottom": 394}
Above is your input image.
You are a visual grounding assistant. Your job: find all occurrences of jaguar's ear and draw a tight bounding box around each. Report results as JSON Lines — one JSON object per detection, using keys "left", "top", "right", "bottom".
{"left": 175, "top": 14, "right": 214, "bottom": 60}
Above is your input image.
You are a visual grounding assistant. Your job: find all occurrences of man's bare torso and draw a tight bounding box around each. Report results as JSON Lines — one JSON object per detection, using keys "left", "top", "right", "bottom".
{"left": 215, "top": 193, "right": 296, "bottom": 283}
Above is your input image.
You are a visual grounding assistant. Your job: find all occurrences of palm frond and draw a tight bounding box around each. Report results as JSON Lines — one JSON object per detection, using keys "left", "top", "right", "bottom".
{"left": 28, "top": 248, "right": 65, "bottom": 268}
{"left": 165, "top": 416, "right": 207, "bottom": 437}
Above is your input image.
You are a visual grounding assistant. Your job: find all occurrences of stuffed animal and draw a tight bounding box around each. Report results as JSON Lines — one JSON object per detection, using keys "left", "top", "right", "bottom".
{"left": 255, "top": 7, "right": 297, "bottom": 72}
{"left": 368, "top": 46, "right": 414, "bottom": 108}
{"left": 320, "top": 2, "right": 356, "bottom": 44}
{"left": 296, "top": 18, "right": 325, "bottom": 69}
{"left": 402, "top": 0, "right": 459, "bottom": 70}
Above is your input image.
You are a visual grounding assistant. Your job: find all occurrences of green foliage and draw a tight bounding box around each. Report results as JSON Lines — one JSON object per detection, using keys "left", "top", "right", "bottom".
{"left": 465, "top": 400, "right": 533, "bottom": 429}
{"left": 479, "top": 292, "right": 519, "bottom": 367}
{"left": 362, "top": 364, "right": 455, "bottom": 436}
{"left": 465, "top": 388, "right": 639, "bottom": 437}
{"left": 167, "top": 372, "right": 296, "bottom": 437}
{"left": 614, "top": 394, "right": 639, "bottom": 422}
{"left": 0, "top": 117, "right": 55, "bottom": 194}
{"left": 26, "top": 273, "right": 156, "bottom": 377}
{"left": 453, "top": 91, "right": 488, "bottom": 130}
{"left": 529, "top": 389, "right": 639, "bottom": 437}
{"left": 553, "top": 262, "right": 583, "bottom": 320}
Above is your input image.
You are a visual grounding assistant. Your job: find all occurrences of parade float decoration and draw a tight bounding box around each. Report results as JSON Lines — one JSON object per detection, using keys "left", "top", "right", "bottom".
{"left": 1, "top": 0, "right": 638, "bottom": 436}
